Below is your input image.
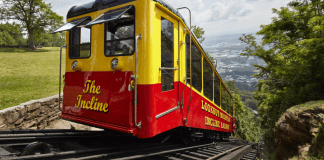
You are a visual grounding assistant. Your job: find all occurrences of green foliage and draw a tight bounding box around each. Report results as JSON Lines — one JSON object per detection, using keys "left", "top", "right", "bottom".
{"left": 34, "top": 32, "right": 65, "bottom": 47}
{"left": 226, "top": 80, "right": 262, "bottom": 142}
{"left": 0, "top": 22, "right": 26, "bottom": 46}
{"left": 0, "top": 0, "right": 64, "bottom": 49}
{"left": 192, "top": 25, "right": 205, "bottom": 43}
{"left": 239, "top": 0, "right": 324, "bottom": 145}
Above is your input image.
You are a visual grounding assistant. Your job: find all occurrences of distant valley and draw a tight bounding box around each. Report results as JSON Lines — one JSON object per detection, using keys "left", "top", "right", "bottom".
{"left": 202, "top": 33, "right": 265, "bottom": 92}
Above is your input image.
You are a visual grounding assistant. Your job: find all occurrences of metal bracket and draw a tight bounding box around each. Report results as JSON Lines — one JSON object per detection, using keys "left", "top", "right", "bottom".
{"left": 159, "top": 67, "right": 178, "bottom": 70}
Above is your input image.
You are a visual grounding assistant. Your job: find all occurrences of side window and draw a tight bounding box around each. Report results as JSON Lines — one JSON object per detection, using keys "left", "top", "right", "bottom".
{"left": 191, "top": 41, "right": 202, "bottom": 92}
{"left": 226, "top": 91, "right": 232, "bottom": 116}
{"left": 69, "top": 19, "right": 91, "bottom": 58}
{"left": 186, "top": 35, "right": 190, "bottom": 83}
{"left": 214, "top": 73, "right": 220, "bottom": 107}
{"left": 203, "top": 58, "right": 213, "bottom": 100}
{"left": 161, "top": 17, "right": 174, "bottom": 92}
{"left": 221, "top": 84, "right": 226, "bottom": 112}
{"left": 229, "top": 96, "right": 233, "bottom": 116}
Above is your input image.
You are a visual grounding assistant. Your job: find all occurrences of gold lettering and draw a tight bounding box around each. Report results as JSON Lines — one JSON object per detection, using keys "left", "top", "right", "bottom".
{"left": 75, "top": 95, "right": 82, "bottom": 107}
{"left": 80, "top": 100, "right": 86, "bottom": 108}
{"left": 83, "top": 80, "right": 92, "bottom": 94}
{"left": 90, "top": 96, "right": 95, "bottom": 110}
{"left": 103, "top": 103, "right": 109, "bottom": 112}
{"left": 202, "top": 101, "right": 204, "bottom": 110}
{"left": 205, "top": 116, "right": 220, "bottom": 128}
{"left": 96, "top": 86, "right": 101, "bottom": 95}
{"left": 97, "top": 102, "right": 103, "bottom": 112}
{"left": 90, "top": 80, "right": 96, "bottom": 94}
{"left": 86, "top": 101, "right": 91, "bottom": 109}
{"left": 93, "top": 98, "right": 99, "bottom": 111}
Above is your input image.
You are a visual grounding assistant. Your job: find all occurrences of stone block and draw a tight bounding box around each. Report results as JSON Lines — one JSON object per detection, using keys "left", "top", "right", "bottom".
{"left": 26, "top": 103, "right": 40, "bottom": 112}
{"left": 23, "top": 121, "right": 36, "bottom": 129}
{"left": 17, "top": 107, "right": 27, "bottom": 117}
{"left": 0, "top": 114, "right": 6, "bottom": 126}
{"left": 14, "top": 117, "right": 24, "bottom": 125}
{"left": 32, "top": 109, "right": 41, "bottom": 117}
{"left": 6, "top": 111, "right": 20, "bottom": 124}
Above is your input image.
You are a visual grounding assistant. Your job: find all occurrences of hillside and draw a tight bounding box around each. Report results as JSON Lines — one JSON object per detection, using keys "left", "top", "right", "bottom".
{"left": 203, "top": 33, "right": 265, "bottom": 92}
{"left": 274, "top": 100, "right": 324, "bottom": 159}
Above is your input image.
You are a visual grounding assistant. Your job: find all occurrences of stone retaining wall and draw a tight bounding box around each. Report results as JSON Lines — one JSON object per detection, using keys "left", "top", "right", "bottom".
{"left": 0, "top": 94, "right": 62, "bottom": 129}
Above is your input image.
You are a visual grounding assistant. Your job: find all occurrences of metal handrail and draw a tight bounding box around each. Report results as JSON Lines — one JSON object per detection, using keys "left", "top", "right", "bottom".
{"left": 159, "top": 67, "right": 178, "bottom": 70}
{"left": 177, "top": 7, "right": 192, "bottom": 125}
{"left": 59, "top": 45, "right": 66, "bottom": 111}
{"left": 134, "top": 34, "right": 142, "bottom": 128}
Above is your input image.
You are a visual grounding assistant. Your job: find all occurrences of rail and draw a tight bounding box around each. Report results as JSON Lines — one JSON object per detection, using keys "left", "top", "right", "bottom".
{"left": 0, "top": 131, "right": 255, "bottom": 160}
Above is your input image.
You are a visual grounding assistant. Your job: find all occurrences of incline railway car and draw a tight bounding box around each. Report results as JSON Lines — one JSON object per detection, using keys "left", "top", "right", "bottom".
{"left": 51, "top": 0, "right": 235, "bottom": 140}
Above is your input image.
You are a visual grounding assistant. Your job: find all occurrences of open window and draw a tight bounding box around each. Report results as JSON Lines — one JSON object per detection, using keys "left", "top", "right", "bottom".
{"left": 50, "top": 16, "right": 90, "bottom": 34}
{"left": 103, "top": 6, "right": 135, "bottom": 56}
{"left": 69, "top": 19, "right": 92, "bottom": 59}
{"left": 50, "top": 16, "right": 92, "bottom": 59}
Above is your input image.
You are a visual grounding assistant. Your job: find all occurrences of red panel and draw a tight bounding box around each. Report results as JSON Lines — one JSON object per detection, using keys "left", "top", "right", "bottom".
{"left": 136, "top": 83, "right": 181, "bottom": 138}
{"left": 179, "top": 83, "right": 234, "bottom": 133}
{"left": 62, "top": 71, "right": 134, "bottom": 129}
{"left": 61, "top": 71, "right": 234, "bottom": 138}
{"left": 60, "top": 114, "right": 135, "bottom": 135}
{"left": 135, "top": 82, "right": 233, "bottom": 138}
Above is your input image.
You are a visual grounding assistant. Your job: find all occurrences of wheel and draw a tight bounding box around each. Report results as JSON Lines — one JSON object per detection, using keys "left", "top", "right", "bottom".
{"left": 219, "top": 133, "right": 224, "bottom": 140}
{"left": 20, "top": 142, "right": 51, "bottom": 156}
{"left": 180, "top": 132, "right": 191, "bottom": 145}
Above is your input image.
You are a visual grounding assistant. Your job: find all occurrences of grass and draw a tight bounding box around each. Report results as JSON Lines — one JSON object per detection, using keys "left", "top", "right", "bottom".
{"left": 288, "top": 100, "right": 324, "bottom": 113}
{"left": 0, "top": 47, "right": 66, "bottom": 110}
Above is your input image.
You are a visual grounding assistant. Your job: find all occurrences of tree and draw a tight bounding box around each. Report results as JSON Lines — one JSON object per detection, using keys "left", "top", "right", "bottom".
{"left": 192, "top": 25, "right": 205, "bottom": 43}
{"left": 0, "top": 0, "right": 63, "bottom": 49}
{"left": 225, "top": 80, "right": 262, "bottom": 142}
{"left": 239, "top": 0, "right": 324, "bottom": 145}
{"left": 0, "top": 22, "right": 26, "bottom": 46}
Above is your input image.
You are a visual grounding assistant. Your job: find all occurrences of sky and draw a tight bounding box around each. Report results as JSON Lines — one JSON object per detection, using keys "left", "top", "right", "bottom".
{"left": 47, "top": 0, "right": 292, "bottom": 37}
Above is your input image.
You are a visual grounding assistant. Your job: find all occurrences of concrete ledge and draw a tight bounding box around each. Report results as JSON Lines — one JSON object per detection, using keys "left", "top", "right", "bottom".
{"left": 0, "top": 93, "right": 63, "bottom": 114}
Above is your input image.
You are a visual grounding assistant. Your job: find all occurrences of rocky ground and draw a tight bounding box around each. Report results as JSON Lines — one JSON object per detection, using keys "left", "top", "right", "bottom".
{"left": 274, "top": 100, "right": 324, "bottom": 159}
{"left": 0, "top": 95, "right": 101, "bottom": 131}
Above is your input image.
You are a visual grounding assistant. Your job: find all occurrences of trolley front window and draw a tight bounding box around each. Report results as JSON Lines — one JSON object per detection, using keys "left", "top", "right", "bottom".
{"left": 104, "top": 7, "right": 135, "bottom": 56}
{"left": 69, "top": 18, "right": 92, "bottom": 59}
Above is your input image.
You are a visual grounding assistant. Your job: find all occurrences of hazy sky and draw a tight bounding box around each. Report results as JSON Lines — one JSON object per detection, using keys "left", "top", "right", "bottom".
{"left": 48, "top": 0, "right": 292, "bottom": 36}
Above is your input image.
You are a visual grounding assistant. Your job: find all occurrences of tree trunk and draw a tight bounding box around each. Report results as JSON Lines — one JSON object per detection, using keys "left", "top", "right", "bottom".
{"left": 27, "top": 29, "right": 35, "bottom": 49}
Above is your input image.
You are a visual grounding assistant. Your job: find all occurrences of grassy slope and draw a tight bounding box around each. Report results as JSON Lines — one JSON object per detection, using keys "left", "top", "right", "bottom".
{"left": 0, "top": 47, "right": 66, "bottom": 110}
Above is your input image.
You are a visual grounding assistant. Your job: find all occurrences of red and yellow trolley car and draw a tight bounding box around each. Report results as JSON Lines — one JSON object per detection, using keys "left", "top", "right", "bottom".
{"left": 52, "top": 0, "right": 235, "bottom": 139}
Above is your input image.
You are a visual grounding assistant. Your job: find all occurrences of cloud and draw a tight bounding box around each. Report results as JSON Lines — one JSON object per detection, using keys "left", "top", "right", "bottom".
{"left": 194, "top": 0, "right": 253, "bottom": 23}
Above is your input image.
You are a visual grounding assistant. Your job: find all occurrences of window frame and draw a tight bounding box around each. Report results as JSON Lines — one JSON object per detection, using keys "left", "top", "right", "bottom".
{"left": 69, "top": 18, "right": 92, "bottom": 59}
{"left": 104, "top": 12, "right": 135, "bottom": 57}
{"left": 203, "top": 57, "right": 213, "bottom": 101}
{"left": 160, "top": 16, "right": 175, "bottom": 92}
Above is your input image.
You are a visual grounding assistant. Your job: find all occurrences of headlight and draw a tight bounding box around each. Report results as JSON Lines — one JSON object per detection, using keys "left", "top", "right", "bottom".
{"left": 72, "top": 61, "right": 78, "bottom": 70}
{"left": 111, "top": 58, "right": 118, "bottom": 69}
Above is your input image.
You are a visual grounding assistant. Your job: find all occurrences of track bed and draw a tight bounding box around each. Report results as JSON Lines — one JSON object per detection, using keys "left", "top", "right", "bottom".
{"left": 0, "top": 129, "right": 252, "bottom": 160}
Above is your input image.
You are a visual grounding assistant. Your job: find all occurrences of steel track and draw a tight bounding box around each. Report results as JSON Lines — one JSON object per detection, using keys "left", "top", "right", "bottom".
{"left": 0, "top": 130, "right": 252, "bottom": 160}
